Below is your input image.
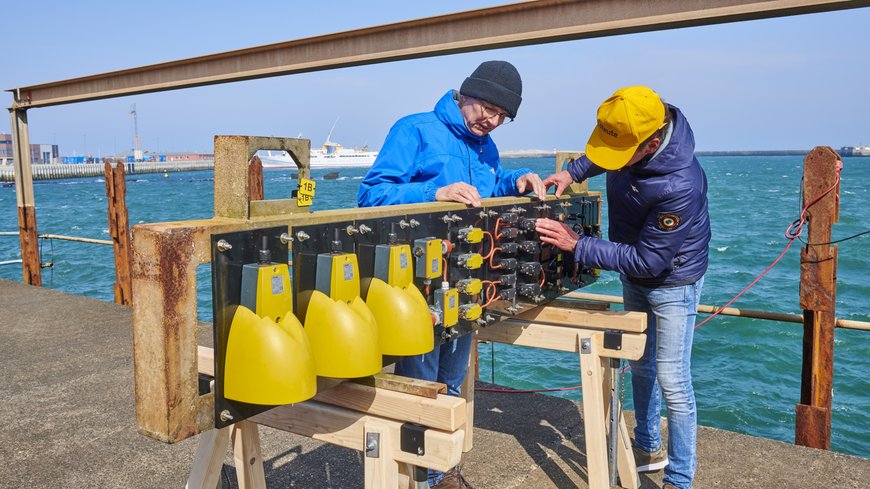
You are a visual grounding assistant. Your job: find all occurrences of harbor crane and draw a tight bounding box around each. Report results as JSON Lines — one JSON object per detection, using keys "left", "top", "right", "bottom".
{"left": 129, "top": 104, "right": 142, "bottom": 162}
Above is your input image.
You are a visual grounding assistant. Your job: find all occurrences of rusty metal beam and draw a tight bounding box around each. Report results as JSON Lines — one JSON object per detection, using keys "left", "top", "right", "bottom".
{"left": 8, "top": 0, "right": 869, "bottom": 108}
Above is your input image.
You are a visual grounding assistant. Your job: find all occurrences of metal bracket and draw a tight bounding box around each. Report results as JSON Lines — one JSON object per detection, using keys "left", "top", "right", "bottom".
{"left": 400, "top": 423, "right": 427, "bottom": 456}
{"left": 580, "top": 337, "right": 592, "bottom": 354}
{"left": 365, "top": 432, "right": 380, "bottom": 458}
{"left": 603, "top": 329, "right": 623, "bottom": 351}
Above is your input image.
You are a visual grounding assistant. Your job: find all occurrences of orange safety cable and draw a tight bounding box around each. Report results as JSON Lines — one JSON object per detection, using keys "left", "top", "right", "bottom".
{"left": 442, "top": 257, "right": 448, "bottom": 282}
{"left": 482, "top": 231, "right": 497, "bottom": 259}
{"left": 494, "top": 218, "right": 504, "bottom": 240}
{"left": 489, "top": 248, "right": 503, "bottom": 269}
{"left": 539, "top": 268, "right": 546, "bottom": 287}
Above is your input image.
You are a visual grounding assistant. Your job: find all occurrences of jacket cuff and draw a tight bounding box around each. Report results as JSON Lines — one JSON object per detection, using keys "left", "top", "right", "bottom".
{"left": 423, "top": 181, "right": 438, "bottom": 202}
{"left": 566, "top": 158, "right": 585, "bottom": 183}
{"left": 573, "top": 234, "right": 585, "bottom": 264}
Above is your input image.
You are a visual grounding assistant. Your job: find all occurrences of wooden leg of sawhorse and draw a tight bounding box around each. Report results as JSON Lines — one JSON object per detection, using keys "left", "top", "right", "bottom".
{"left": 579, "top": 333, "right": 638, "bottom": 489}
{"left": 185, "top": 421, "right": 266, "bottom": 489}
{"left": 364, "top": 420, "right": 399, "bottom": 489}
{"left": 232, "top": 420, "right": 267, "bottom": 489}
{"left": 461, "top": 342, "right": 476, "bottom": 453}
{"left": 603, "top": 361, "right": 640, "bottom": 489}
{"left": 186, "top": 426, "right": 231, "bottom": 489}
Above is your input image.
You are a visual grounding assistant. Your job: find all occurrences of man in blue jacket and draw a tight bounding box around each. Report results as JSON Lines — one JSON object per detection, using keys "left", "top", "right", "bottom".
{"left": 536, "top": 86, "right": 710, "bottom": 489}
{"left": 358, "top": 60, "right": 544, "bottom": 489}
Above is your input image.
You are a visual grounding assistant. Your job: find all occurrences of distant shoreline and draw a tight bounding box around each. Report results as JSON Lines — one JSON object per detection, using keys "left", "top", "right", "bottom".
{"left": 502, "top": 149, "right": 869, "bottom": 158}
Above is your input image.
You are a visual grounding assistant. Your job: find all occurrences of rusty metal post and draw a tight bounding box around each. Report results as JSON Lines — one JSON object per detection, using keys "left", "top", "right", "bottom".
{"left": 9, "top": 107, "right": 41, "bottom": 286}
{"left": 795, "top": 146, "right": 841, "bottom": 449}
{"left": 248, "top": 155, "right": 265, "bottom": 201}
{"left": 105, "top": 161, "right": 133, "bottom": 305}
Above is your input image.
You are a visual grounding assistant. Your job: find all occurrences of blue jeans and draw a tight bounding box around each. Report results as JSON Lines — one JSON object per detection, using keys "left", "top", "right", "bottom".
{"left": 394, "top": 332, "right": 473, "bottom": 486}
{"left": 623, "top": 276, "right": 704, "bottom": 489}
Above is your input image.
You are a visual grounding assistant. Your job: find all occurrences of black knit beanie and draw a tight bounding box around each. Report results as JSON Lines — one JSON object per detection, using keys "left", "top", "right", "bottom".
{"left": 460, "top": 61, "right": 522, "bottom": 119}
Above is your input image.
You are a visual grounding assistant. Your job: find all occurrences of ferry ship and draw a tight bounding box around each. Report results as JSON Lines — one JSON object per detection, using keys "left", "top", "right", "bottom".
{"left": 259, "top": 121, "right": 378, "bottom": 169}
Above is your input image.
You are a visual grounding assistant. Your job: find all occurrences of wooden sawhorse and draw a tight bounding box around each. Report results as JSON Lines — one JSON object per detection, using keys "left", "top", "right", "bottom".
{"left": 188, "top": 348, "right": 468, "bottom": 489}
{"left": 475, "top": 305, "right": 648, "bottom": 489}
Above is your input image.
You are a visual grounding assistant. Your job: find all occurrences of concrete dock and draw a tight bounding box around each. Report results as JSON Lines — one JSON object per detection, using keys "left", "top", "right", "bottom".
{"left": 1, "top": 278, "right": 867, "bottom": 488}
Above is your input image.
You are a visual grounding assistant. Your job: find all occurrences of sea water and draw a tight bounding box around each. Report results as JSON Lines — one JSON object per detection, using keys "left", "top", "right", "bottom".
{"left": 1, "top": 156, "right": 867, "bottom": 457}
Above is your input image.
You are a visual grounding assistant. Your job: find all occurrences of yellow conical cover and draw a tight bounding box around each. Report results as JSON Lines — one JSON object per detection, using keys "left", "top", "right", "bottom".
{"left": 224, "top": 305, "right": 317, "bottom": 405}
{"left": 304, "top": 290, "right": 382, "bottom": 378}
{"left": 366, "top": 278, "right": 434, "bottom": 355}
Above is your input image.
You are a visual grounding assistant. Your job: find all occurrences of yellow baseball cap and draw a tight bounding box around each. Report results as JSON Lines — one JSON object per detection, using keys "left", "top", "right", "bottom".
{"left": 585, "top": 86, "right": 665, "bottom": 170}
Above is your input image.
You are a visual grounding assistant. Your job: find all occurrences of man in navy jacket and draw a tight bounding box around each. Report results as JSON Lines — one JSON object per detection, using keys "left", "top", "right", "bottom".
{"left": 358, "top": 60, "right": 544, "bottom": 489}
{"left": 536, "top": 86, "right": 710, "bottom": 489}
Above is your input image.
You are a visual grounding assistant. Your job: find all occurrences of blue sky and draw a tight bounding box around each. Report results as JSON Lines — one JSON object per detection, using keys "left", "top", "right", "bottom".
{"left": 2, "top": 1, "right": 869, "bottom": 155}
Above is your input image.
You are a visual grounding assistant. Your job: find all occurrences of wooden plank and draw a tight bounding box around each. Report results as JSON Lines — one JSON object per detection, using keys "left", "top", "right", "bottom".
{"left": 312, "top": 381, "right": 466, "bottom": 432}
{"left": 185, "top": 426, "right": 230, "bottom": 489}
{"left": 514, "top": 306, "right": 647, "bottom": 333}
{"left": 232, "top": 421, "right": 266, "bottom": 489}
{"left": 550, "top": 298, "right": 611, "bottom": 311}
{"left": 352, "top": 373, "right": 447, "bottom": 399}
{"left": 578, "top": 333, "right": 609, "bottom": 489}
{"left": 476, "top": 320, "right": 646, "bottom": 360}
{"left": 364, "top": 420, "right": 399, "bottom": 489}
{"left": 104, "top": 162, "right": 133, "bottom": 306}
{"left": 252, "top": 401, "right": 464, "bottom": 472}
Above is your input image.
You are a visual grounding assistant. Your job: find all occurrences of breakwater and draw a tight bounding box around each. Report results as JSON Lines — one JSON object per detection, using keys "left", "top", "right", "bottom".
{"left": 0, "top": 160, "right": 214, "bottom": 182}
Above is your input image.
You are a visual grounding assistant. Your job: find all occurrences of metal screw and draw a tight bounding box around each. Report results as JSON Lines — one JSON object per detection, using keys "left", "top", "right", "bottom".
{"left": 296, "top": 231, "right": 310, "bottom": 242}
{"left": 358, "top": 224, "right": 372, "bottom": 234}
{"left": 417, "top": 446, "right": 424, "bottom": 455}
{"left": 220, "top": 410, "right": 234, "bottom": 422}
{"left": 216, "top": 240, "right": 232, "bottom": 252}
{"left": 280, "top": 232, "right": 293, "bottom": 244}
{"left": 399, "top": 219, "right": 410, "bottom": 229}
{"left": 560, "top": 201, "right": 572, "bottom": 208}
{"left": 345, "top": 225, "right": 359, "bottom": 236}
{"left": 409, "top": 219, "right": 420, "bottom": 228}
{"left": 366, "top": 439, "right": 377, "bottom": 452}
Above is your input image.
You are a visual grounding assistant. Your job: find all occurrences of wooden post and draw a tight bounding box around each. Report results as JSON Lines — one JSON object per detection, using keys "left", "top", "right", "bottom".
{"left": 795, "top": 146, "right": 841, "bottom": 450}
{"left": 9, "top": 107, "right": 42, "bottom": 286}
{"left": 105, "top": 161, "right": 133, "bottom": 305}
{"left": 248, "top": 155, "right": 264, "bottom": 201}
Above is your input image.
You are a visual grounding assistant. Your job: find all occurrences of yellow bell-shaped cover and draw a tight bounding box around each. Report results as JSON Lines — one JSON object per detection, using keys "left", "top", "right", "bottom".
{"left": 304, "top": 290, "right": 382, "bottom": 378}
{"left": 224, "top": 305, "right": 317, "bottom": 405}
{"left": 366, "top": 278, "right": 434, "bottom": 355}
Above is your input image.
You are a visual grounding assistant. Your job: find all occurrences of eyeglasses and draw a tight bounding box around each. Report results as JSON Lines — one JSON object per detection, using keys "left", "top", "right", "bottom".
{"left": 477, "top": 99, "right": 513, "bottom": 124}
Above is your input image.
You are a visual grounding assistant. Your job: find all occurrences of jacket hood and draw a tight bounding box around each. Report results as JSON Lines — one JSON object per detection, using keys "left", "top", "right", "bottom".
{"left": 434, "top": 90, "right": 487, "bottom": 144}
{"left": 629, "top": 105, "right": 696, "bottom": 176}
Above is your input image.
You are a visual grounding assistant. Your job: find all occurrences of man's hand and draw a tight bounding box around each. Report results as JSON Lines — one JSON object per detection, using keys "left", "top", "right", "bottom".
{"left": 536, "top": 218, "right": 580, "bottom": 252}
{"left": 435, "top": 182, "right": 482, "bottom": 207}
{"left": 516, "top": 172, "right": 547, "bottom": 200}
{"left": 542, "top": 170, "right": 576, "bottom": 197}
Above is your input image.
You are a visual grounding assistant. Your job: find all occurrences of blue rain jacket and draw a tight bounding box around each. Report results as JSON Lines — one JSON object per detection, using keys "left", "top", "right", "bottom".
{"left": 357, "top": 90, "right": 532, "bottom": 206}
{"left": 566, "top": 105, "right": 710, "bottom": 287}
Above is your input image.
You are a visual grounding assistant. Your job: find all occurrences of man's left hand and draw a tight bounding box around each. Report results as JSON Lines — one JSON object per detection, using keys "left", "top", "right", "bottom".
{"left": 516, "top": 173, "right": 547, "bottom": 200}
{"left": 536, "top": 218, "right": 580, "bottom": 252}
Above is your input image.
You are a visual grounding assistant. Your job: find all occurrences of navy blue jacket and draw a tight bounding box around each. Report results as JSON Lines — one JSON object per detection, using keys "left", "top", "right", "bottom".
{"left": 357, "top": 90, "right": 531, "bottom": 206}
{"left": 567, "top": 105, "right": 710, "bottom": 287}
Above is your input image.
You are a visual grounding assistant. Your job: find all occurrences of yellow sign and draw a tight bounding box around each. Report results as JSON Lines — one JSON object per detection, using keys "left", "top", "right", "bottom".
{"left": 297, "top": 178, "right": 316, "bottom": 207}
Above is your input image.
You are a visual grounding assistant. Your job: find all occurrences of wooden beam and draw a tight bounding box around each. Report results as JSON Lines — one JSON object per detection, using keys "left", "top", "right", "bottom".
{"left": 514, "top": 305, "right": 647, "bottom": 333}
{"left": 8, "top": 1, "right": 868, "bottom": 108}
{"left": 795, "top": 146, "right": 841, "bottom": 450}
{"left": 231, "top": 421, "right": 267, "bottom": 489}
{"left": 9, "top": 108, "right": 41, "bottom": 286}
{"left": 477, "top": 321, "right": 645, "bottom": 361}
{"left": 351, "top": 373, "right": 447, "bottom": 399}
{"left": 104, "top": 162, "right": 133, "bottom": 305}
{"left": 252, "top": 401, "right": 464, "bottom": 472}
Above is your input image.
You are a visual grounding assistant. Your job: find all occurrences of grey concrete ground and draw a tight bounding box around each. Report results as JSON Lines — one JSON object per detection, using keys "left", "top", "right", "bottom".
{"left": 1, "top": 279, "right": 867, "bottom": 488}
